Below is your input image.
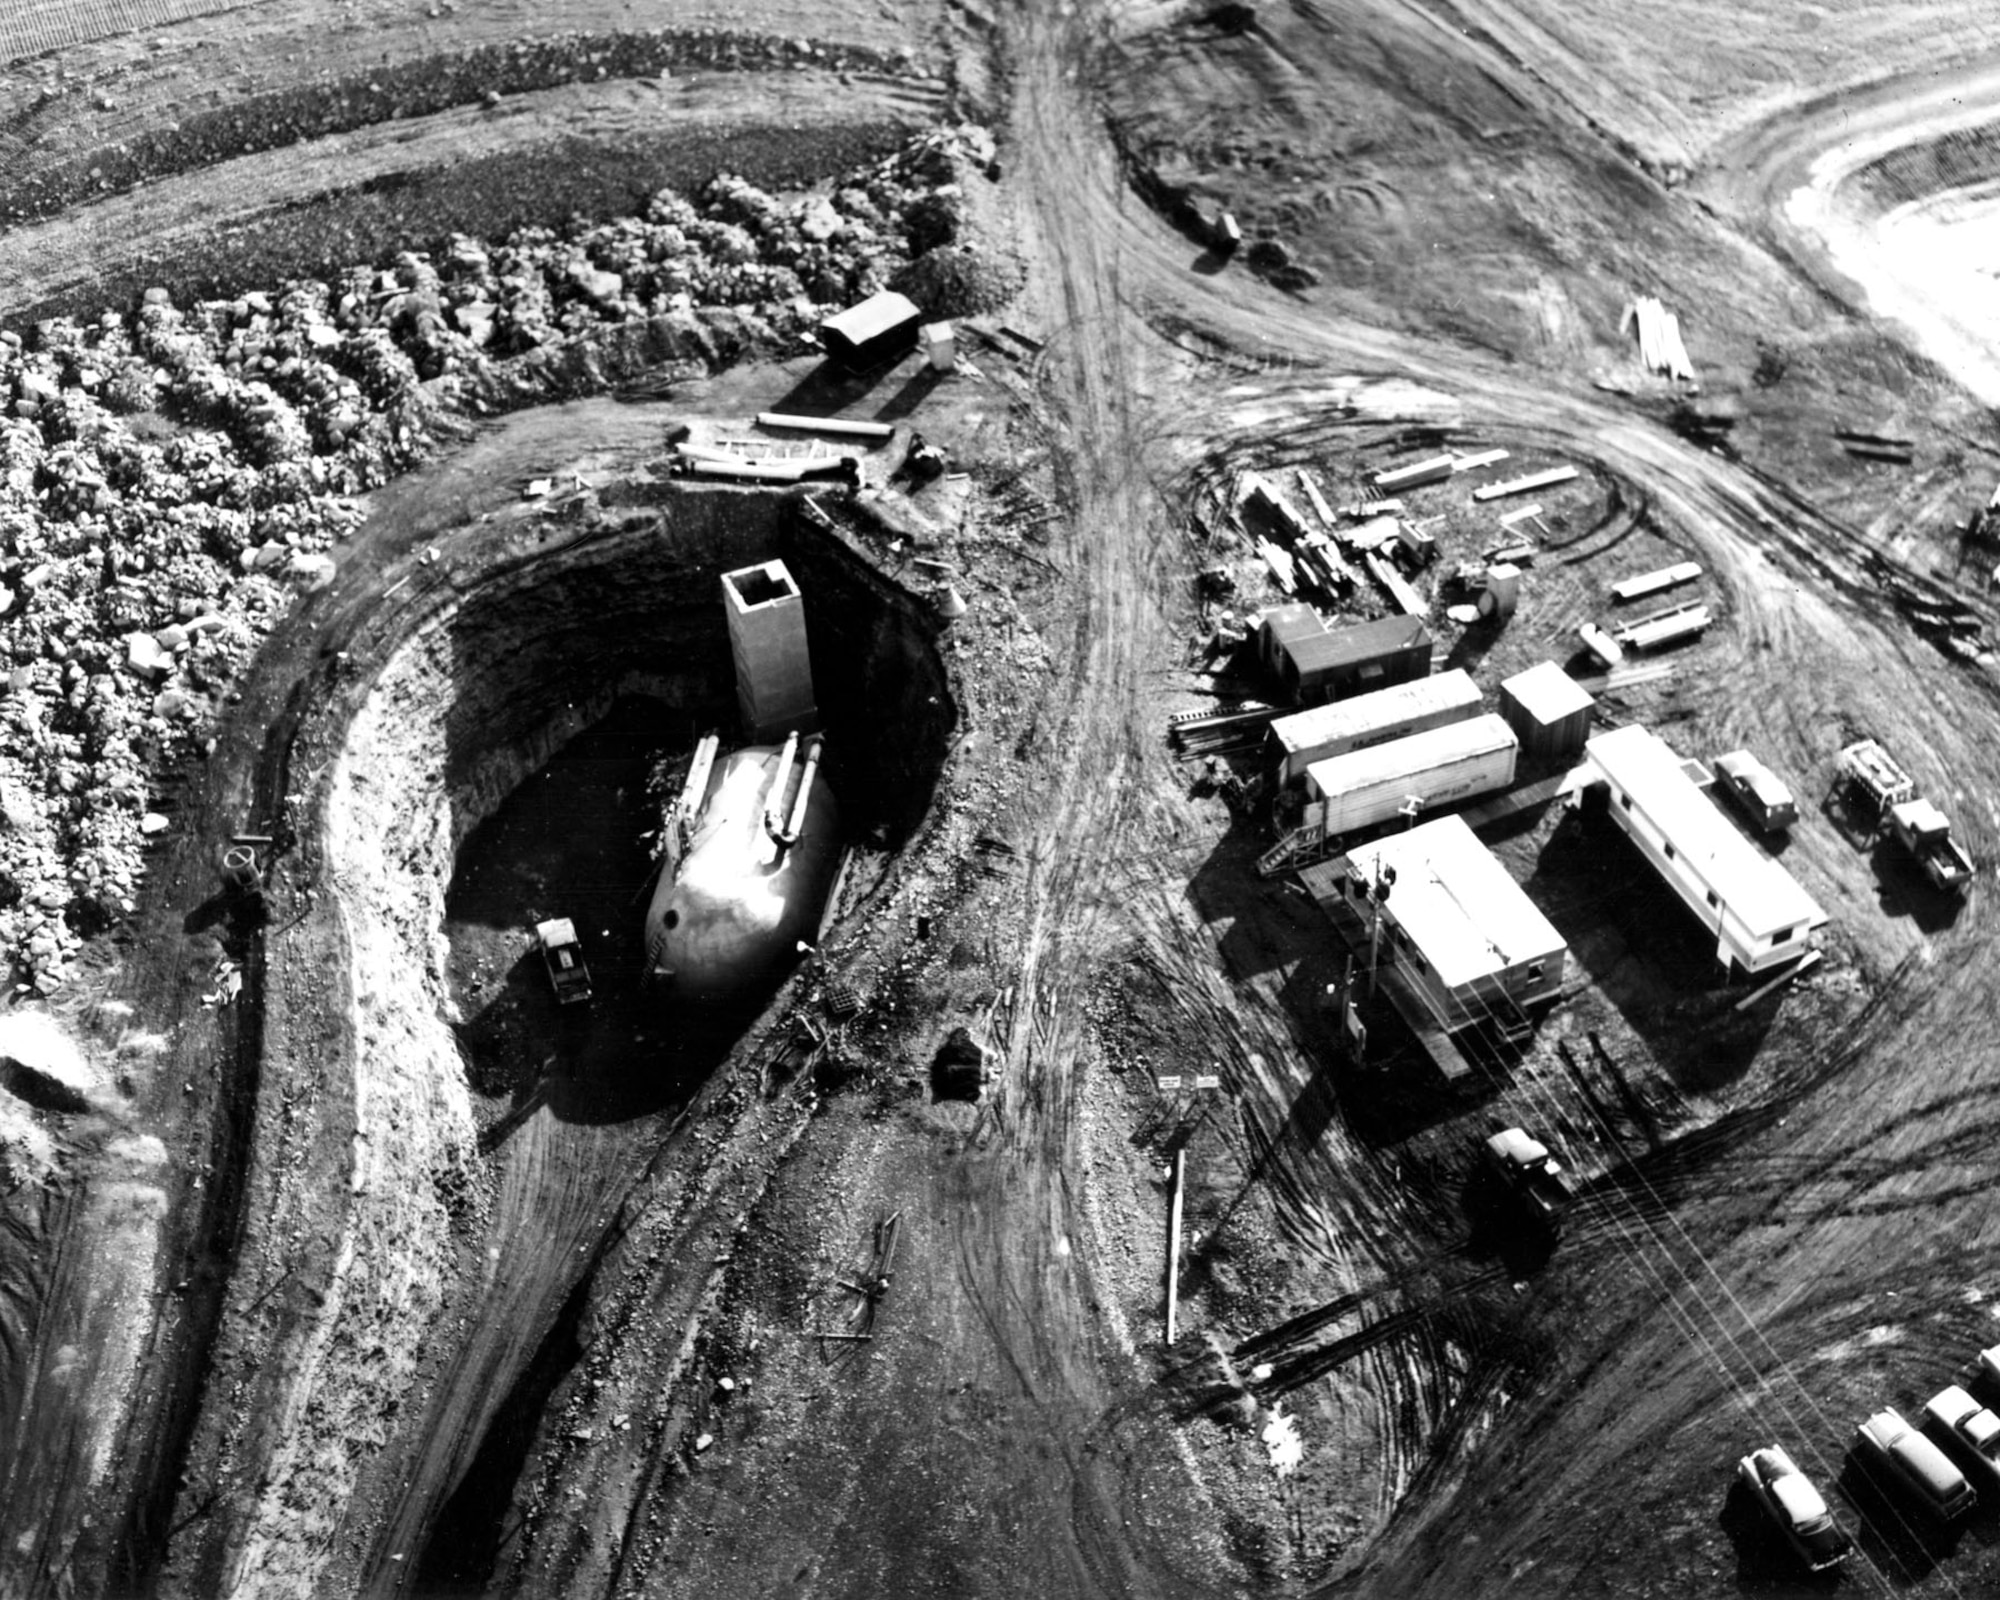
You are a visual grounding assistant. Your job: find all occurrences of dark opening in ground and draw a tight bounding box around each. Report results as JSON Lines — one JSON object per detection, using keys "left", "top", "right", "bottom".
{"left": 930, "top": 1026, "right": 986, "bottom": 1102}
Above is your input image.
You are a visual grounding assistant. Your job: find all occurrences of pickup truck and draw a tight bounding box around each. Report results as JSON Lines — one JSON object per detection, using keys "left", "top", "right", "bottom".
{"left": 1483, "top": 1127, "right": 1573, "bottom": 1231}
{"left": 536, "top": 917, "right": 593, "bottom": 1006}
{"left": 1888, "top": 798, "right": 1975, "bottom": 892}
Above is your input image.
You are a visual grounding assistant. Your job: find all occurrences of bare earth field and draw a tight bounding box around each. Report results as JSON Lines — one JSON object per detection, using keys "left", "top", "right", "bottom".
{"left": 11, "top": 1, "right": 2000, "bottom": 1598}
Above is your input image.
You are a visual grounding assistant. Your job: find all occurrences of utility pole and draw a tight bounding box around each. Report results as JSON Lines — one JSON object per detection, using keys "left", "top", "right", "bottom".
{"left": 1363, "top": 862, "right": 1395, "bottom": 1000}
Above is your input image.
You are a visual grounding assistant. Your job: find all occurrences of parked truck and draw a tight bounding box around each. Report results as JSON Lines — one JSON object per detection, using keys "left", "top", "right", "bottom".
{"left": 1836, "top": 739, "right": 1975, "bottom": 892}
{"left": 537, "top": 917, "right": 593, "bottom": 1005}
{"left": 1483, "top": 1127, "right": 1572, "bottom": 1231}
{"left": 1889, "top": 798, "right": 1975, "bottom": 891}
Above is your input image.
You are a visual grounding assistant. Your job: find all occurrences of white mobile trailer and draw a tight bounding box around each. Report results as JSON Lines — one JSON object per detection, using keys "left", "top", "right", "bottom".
{"left": 1304, "top": 714, "right": 1519, "bottom": 838}
{"left": 1270, "top": 669, "right": 1483, "bottom": 785}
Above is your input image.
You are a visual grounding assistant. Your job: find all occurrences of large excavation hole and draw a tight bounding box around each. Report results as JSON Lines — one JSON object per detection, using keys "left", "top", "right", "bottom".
{"left": 319, "top": 485, "right": 954, "bottom": 1591}
{"left": 332, "top": 485, "right": 955, "bottom": 1139}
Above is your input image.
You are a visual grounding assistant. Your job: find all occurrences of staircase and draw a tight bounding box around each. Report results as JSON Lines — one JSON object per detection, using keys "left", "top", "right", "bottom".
{"left": 1257, "top": 821, "right": 1328, "bottom": 879}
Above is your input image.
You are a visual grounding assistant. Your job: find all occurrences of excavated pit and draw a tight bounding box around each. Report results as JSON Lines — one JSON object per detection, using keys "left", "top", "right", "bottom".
{"left": 214, "top": 484, "right": 953, "bottom": 1592}
{"left": 1789, "top": 115, "right": 2000, "bottom": 403}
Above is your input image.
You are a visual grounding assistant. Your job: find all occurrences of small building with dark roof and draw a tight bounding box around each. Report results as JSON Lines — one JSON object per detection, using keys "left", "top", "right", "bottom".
{"left": 1256, "top": 603, "right": 1324, "bottom": 679}
{"left": 1278, "top": 613, "right": 1432, "bottom": 706}
{"left": 818, "top": 291, "right": 922, "bottom": 369}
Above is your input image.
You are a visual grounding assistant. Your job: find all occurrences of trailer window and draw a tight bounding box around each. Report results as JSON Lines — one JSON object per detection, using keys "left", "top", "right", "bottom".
{"left": 1771, "top": 928, "right": 1793, "bottom": 947}
{"left": 1619, "top": 792, "right": 1632, "bottom": 810}
{"left": 1706, "top": 889, "right": 1719, "bottom": 908}
{"left": 1527, "top": 961, "right": 1543, "bottom": 981}
{"left": 1663, "top": 840, "right": 1676, "bottom": 860}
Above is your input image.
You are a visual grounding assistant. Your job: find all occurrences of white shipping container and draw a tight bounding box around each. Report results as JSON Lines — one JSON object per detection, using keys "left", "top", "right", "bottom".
{"left": 1271, "top": 669, "right": 1482, "bottom": 784}
{"left": 1304, "top": 714, "right": 1519, "bottom": 838}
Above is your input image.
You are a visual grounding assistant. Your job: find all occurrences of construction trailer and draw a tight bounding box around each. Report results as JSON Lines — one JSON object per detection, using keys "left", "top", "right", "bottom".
{"left": 1277, "top": 613, "right": 1434, "bottom": 706}
{"left": 1499, "top": 661, "right": 1595, "bottom": 762}
{"left": 817, "top": 290, "right": 922, "bottom": 369}
{"left": 1268, "top": 668, "right": 1482, "bottom": 786}
{"left": 1574, "top": 725, "right": 1827, "bottom": 974}
{"left": 1305, "top": 713, "right": 1519, "bottom": 838}
{"left": 1314, "top": 813, "right": 1568, "bottom": 1034}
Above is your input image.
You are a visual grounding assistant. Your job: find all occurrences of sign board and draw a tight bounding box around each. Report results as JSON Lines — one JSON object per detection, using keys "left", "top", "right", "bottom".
{"left": 1155, "top": 1074, "right": 1183, "bottom": 1092}
{"left": 1192, "top": 1074, "right": 1222, "bottom": 1092}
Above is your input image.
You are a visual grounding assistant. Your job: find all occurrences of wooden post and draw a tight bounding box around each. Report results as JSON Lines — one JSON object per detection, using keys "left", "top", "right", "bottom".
{"left": 1164, "top": 1146, "right": 1187, "bottom": 1347}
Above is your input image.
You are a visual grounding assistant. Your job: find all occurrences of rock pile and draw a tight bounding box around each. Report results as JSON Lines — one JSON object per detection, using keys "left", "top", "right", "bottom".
{"left": 0, "top": 124, "right": 1010, "bottom": 991}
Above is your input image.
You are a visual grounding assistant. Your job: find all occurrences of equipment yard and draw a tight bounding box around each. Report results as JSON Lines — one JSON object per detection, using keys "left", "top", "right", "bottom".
{"left": 10, "top": 2, "right": 2000, "bottom": 1597}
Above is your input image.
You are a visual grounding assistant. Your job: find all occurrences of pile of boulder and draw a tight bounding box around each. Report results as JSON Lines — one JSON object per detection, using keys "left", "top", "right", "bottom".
{"left": 0, "top": 124, "right": 1012, "bottom": 991}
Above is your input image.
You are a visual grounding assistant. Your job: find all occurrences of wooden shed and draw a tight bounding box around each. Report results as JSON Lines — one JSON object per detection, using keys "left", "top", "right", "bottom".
{"left": 1499, "top": 661, "right": 1594, "bottom": 761}
{"left": 818, "top": 291, "right": 922, "bottom": 369}
{"left": 1279, "top": 614, "right": 1431, "bottom": 706}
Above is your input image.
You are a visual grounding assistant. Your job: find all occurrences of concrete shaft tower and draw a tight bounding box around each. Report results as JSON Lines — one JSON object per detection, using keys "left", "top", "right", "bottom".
{"left": 722, "top": 559, "right": 817, "bottom": 740}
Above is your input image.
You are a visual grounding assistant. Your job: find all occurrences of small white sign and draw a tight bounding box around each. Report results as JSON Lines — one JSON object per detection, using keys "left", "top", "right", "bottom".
{"left": 1155, "top": 1074, "right": 1183, "bottom": 1092}
{"left": 1193, "top": 1073, "right": 1222, "bottom": 1092}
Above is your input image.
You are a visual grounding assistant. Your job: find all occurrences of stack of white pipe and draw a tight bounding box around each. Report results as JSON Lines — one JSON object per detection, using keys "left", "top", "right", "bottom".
{"left": 1628, "top": 295, "right": 1695, "bottom": 382}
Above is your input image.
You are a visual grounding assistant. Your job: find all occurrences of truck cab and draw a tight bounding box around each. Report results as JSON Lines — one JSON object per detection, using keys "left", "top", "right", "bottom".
{"left": 1483, "top": 1126, "right": 1573, "bottom": 1232}
{"left": 536, "top": 917, "right": 593, "bottom": 1005}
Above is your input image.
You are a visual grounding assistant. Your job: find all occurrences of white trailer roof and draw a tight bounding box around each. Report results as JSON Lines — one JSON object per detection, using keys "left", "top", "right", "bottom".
{"left": 1585, "top": 725, "right": 1825, "bottom": 938}
{"left": 1271, "top": 669, "right": 1481, "bottom": 757}
{"left": 1306, "top": 713, "right": 1517, "bottom": 800}
{"left": 1341, "top": 814, "right": 1566, "bottom": 991}
{"left": 1500, "top": 660, "right": 1594, "bottom": 725}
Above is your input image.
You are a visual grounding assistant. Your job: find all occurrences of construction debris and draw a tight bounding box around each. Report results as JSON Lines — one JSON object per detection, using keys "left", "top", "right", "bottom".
{"left": 1835, "top": 428, "right": 1915, "bottom": 464}
{"left": 1610, "top": 561, "right": 1702, "bottom": 604}
{"left": 756, "top": 412, "right": 897, "bottom": 439}
{"left": 1473, "top": 465, "right": 1579, "bottom": 502}
{"left": 1625, "top": 295, "right": 1696, "bottom": 382}
{"left": 1372, "top": 454, "right": 1454, "bottom": 491}
{"left": 1611, "top": 598, "right": 1711, "bottom": 652}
